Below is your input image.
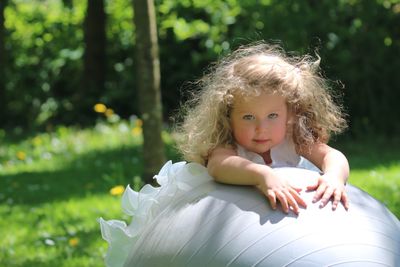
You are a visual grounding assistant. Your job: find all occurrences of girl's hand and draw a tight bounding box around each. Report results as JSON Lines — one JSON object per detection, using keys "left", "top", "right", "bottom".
{"left": 257, "top": 172, "right": 307, "bottom": 215}
{"left": 306, "top": 173, "right": 349, "bottom": 210}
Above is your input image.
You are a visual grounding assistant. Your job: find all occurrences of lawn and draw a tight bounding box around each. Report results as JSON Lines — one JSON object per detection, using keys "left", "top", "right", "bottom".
{"left": 0, "top": 121, "right": 399, "bottom": 266}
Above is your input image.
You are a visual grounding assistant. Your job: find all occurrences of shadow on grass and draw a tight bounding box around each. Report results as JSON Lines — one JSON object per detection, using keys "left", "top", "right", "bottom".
{"left": 0, "top": 143, "right": 181, "bottom": 205}
{"left": 1, "top": 136, "right": 399, "bottom": 206}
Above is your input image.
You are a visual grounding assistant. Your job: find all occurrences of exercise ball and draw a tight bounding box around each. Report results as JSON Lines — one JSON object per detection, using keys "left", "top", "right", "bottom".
{"left": 99, "top": 161, "right": 400, "bottom": 267}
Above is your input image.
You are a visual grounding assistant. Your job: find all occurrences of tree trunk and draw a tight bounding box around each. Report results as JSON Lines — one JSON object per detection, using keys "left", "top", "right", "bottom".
{"left": 0, "top": 0, "right": 5, "bottom": 72}
{"left": 0, "top": 0, "right": 7, "bottom": 125}
{"left": 133, "top": 0, "right": 165, "bottom": 184}
{"left": 82, "top": 0, "right": 106, "bottom": 114}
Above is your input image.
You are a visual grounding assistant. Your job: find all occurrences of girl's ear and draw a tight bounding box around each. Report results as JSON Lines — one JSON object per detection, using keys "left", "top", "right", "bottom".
{"left": 285, "top": 112, "right": 295, "bottom": 136}
{"left": 286, "top": 109, "right": 294, "bottom": 125}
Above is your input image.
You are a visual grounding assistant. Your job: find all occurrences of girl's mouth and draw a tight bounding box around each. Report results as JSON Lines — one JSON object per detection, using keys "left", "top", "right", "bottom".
{"left": 253, "top": 139, "right": 269, "bottom": 144}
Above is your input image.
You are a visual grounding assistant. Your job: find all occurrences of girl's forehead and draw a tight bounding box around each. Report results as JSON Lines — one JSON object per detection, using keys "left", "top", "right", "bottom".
{"left": 233, "top": 93, "right": 287, "bottom": 109}
{"left": 235, "top": 92, "right": 284, "bottom": 102}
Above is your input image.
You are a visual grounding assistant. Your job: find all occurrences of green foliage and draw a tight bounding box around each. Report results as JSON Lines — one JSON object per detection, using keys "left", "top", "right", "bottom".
{"left": 2, "top": 0, "right": 400, "bottom": 135}
{"left": 4, "top": 0, "right": 86, "bottom": 128}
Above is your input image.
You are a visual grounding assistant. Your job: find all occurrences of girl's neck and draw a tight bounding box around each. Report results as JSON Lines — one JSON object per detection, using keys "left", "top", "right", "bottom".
{"left": 259, "top": 150, "right": 272, "bottom": 165}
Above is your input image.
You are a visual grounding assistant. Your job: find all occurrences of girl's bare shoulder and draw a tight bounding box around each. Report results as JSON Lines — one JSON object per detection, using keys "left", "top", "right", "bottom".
{"left": 211, "top": 145, "right": 237, "bottom": 155}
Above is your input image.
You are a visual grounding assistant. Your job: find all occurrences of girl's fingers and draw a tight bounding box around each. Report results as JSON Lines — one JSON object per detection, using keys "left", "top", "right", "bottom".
{"left": 313, "top": 183, "right": 327, "bottom": 203}
{"left": 282, "top": 188, "right": 304, "bottom": 215}
{"left": 290, "top": 184, "right": 303, "bottom": 193}
{"left": 332, "top": 189, "right": 342, "bottom": 210}
{"left": 267, "top": 186, "right": 307, "bottom": 214}
{"left": 306, "top": 180, "right": 319, "bottom": 191}
{"left": 266, "top": 190, "right": 277, "bottom": 210}
{"left": 276, "top": 191, "right": 289, "bottom": 213}
{"left": 341, "top": 191, "right": 350, "bottom": 210}
{"left": 319, "top": 187, "right": 334, "bottom": 208}
{"left": 290, "top": 188, "right": 307, "bottom": 208}
{"left": 285, "top": 191, "right": 300, "bottom": 214}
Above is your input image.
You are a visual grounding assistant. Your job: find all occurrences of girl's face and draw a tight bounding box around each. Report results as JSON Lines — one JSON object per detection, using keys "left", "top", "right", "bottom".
{"left": 230, "top": 93, "right": 289, "bottom": 155}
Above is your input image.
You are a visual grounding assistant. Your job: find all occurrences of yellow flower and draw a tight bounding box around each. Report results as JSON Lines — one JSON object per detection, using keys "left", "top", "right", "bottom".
{"left": 32, "top": 136, "right": 42, "bottom": 146}
{"left": 94, "top": 103, "right": 107, "bottom": 113}
{"left": 105, "top": 108, "right": 114, "bottom": 117}
{"left": 132, "top": 126, "right": 142, "bottom": 136}
{"left": 16, "top": 151, "right": 26, "bottom": 161}
{"left": 69, "top": 237, "right": 79, "bottom": 247}
{"left": 110, "top": 185, "right": 125, "bottom": 196}
{"left": 135, "top": 119, "right": 143, "bottom": 128}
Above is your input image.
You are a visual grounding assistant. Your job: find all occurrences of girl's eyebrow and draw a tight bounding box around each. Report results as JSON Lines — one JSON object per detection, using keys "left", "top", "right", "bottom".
{"left": 232, "top": 104, "right": 249, "bottom": 112}
{"left": 234, "top": 107, "right": 254, "bottom": 113}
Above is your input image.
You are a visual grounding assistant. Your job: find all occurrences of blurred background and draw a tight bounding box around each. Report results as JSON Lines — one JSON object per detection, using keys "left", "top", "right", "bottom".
{"left": 0, "top": 0, "right": 399, "bottom": 266}
{"left": 1, "top": 0, "right": 399, "bottom": 135}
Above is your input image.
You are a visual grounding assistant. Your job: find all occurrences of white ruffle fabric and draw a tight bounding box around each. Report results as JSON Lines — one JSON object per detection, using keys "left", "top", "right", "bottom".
{"left": 99, "top": 161, "right": 214, "bottom": 267}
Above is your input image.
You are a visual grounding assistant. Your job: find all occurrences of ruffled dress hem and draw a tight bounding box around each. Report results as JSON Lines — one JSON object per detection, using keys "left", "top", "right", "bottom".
{"left": 99, "top": 161, "right": 214, "bottom": 267}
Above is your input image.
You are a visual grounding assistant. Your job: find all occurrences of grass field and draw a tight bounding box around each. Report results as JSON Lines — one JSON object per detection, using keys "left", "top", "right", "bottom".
{"left": 0, "top": 121, "right": 399, "bottom": 266}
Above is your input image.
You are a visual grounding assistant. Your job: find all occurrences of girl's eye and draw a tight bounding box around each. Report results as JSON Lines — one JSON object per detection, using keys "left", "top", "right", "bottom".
{"left": 268, "top": 113, "right": 278, "bottom": 119}
{"left": 242, "top": 114, "right": 255, "bottom": 121}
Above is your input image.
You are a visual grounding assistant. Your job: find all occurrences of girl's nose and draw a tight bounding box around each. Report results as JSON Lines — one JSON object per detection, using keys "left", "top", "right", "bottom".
{"left": 256, "top": 119, "right": 269, "bottom": 132}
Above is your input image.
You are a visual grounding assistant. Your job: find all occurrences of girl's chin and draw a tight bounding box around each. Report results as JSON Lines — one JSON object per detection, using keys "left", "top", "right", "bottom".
{"left": 250, "top": 145, "right": 271, "bottom": 154}
{"left": 239, "top": 142, "right": 272, "bottom": 153}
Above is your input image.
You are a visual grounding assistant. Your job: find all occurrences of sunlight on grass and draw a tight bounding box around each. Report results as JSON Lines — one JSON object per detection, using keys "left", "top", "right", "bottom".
{"left": 0, "top": 120, "right": 155, "bottom": 266}
{"left": 0, "top": 122, "right": 144, "bottom": 175}
{"left": 350, "top": 164, "right": 400, "bottom": 209}
{"left": 0, "top": 195, "right": 122, "bottom": 266}
{"left": 335, "top": 137, "right": 400, "bottom": 216}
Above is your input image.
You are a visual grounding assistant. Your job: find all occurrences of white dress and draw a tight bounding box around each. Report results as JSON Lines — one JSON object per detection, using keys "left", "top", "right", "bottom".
{"left": 236, "top": 138, "right": 321, "bottom": 172}
{"left": 99, "top": 161, "right": 215, "bottom": 267}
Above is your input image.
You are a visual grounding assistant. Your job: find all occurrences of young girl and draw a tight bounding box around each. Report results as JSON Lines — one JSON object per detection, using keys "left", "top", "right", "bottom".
{"left": 175, "top": 42, "right": 349, "bottom": 214}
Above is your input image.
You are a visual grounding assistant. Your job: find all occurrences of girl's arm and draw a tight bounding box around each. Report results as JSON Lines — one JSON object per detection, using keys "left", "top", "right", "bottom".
{"left": 207, "top": 147, "right": 307, "bottom": 214}
{"left": 301, "top": 143, "right": 350, "bottom": 210}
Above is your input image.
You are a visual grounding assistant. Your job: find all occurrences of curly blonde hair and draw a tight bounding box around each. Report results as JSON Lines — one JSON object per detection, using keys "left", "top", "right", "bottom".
{"left": 174, "top": 42, "right": 347, "bottom": 165}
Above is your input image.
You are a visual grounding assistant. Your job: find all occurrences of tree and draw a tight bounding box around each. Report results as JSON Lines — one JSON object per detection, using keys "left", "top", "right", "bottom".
{"left": 0, "top": 0, "right": 5, "bottom": 77}
{"left": 82, "top": 0, "right": 106, "bottom": 117}
{"left": 133, "top": 0, "right": 165, "bottom": 183}
{"left": 0, "top": 0, "right": 7, "bottom": 125}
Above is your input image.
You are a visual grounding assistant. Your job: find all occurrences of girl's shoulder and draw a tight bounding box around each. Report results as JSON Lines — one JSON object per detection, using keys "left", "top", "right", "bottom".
{"left": 210, "top": 144, "right": 237, "bottom": 157}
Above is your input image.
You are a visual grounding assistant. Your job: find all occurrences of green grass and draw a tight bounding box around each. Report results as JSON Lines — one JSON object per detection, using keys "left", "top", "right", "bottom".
{"left": 0, "top": 121, "right": 179, "bottom": 267}
{"left": 334, "top": 137, "right": 400, "bottom": 214}
{"left": 0, "top": 123, "right": 399, "bottom": 266}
